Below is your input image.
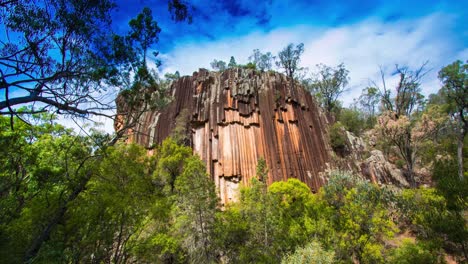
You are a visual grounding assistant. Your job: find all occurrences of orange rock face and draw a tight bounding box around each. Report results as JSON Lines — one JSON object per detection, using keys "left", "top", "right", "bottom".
{"left": 119, "top": 68, "right": 331, "bottom": 205}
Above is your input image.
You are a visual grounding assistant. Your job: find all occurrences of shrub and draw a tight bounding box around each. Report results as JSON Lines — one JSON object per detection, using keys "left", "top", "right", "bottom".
{"left": 281, "top": 240, "right": 335, "bottom": 264}
{"left": 389, "top": 239, "right": 442, "bottom": 264}
{"left": 329, "top": 122, "right": 347, "bottom": 152}
{"left": 338, "top": 108, "right": 366, "bottom": 135}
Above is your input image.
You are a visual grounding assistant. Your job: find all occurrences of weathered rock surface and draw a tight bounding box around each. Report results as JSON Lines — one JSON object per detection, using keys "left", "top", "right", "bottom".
{"left": 362, "top": 150, "right": 409, "bottom": 187}
{"left": 341, "top": 131, "right": 409, "bottom": 187}
{"left": 117, "top": 68, "right": 331, "bottom": 204}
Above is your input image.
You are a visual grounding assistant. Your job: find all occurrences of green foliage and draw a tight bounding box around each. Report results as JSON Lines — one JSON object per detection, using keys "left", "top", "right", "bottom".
{"left": 228, "top": 56, "right": 237, "bottom": 68}
{"left": 389, "top": 239, "right": 443, "bottom": 264}
{"left": 281, "top": 240, "right": 335, "bottom": 264}
{"left": 438, "top": 60, "right": 467, "bottom": 118}
{"left": 0, "top": 115, "right": 97, "bottom": 262}
{"left": 310, "top": 63, "right": 349, "bottom": 112}
{"left": 55, "top": 143, "right": 156, "bottom": 263}
{"left": 330, "top": 122, "right": 347, "bottom": 152}
{"left": 171, "top": 108, "right": 191, "bottom": 145}
{"left": 359, "top": 87, "right": 381, "bottom": 126}
{"left": 128, "top": 7, "right": 161, "bottom": 66}
{"left": 154, "top": 137, "right": 192, "bottom": 193}
{"left": 249, "top": 49, "right": 275, "bottom": 71}
{"left": 210, "top": 59, "right": 227, "bottom": 71}
{"left": 239, "top": 62, "right": 257, "bottom": 70}
{"left": 165, "top": 70, "right": 181, "bottom": 81}
{"left": 173, "top": 156, "right": 218, "bottom": 263}
{"left": 438, "top": 59, "right": 467, "bottom": 181}
{"left": 276, "top": 43, "right": 305, "bottom": 80}
{"left": 256, "top": 157, "right": 268, "bottom": 182}
{"left": 321, "top": 172, "right": 397, "bottom": 263}
{"left": 395, "top": 159, "right": 406, "bottom": 169}
{"left": 338, "top": 108, "right": 366, "bottom": 135}
{"left": 396, "top": 185, "right": 467, "bottom": 260}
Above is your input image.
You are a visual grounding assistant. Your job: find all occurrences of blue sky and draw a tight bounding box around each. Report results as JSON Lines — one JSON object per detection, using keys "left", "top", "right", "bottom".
{"left": 110, "top": 0, "right": 467, "bottom": 105}
{"left": 76, "top": 0, "right": 467, "bottom": 132}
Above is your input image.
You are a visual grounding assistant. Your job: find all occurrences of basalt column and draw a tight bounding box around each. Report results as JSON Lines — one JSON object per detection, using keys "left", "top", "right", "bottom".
{"left": 117, "top": 68, "right": 331, "bottom": 205}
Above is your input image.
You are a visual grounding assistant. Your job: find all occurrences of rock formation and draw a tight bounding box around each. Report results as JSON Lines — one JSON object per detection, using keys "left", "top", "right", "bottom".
{"left": 117, "top": 68, "right": 331, "bottom": 205}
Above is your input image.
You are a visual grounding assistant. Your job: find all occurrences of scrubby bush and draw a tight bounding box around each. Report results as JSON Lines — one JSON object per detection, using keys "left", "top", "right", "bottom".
{"left": 281, "top": 240, "right": 335, "bottom": 264}
{"left": 329, "top": 122, "right": 347, "bottom": 153}
{"left": 389, "top": 239, "right": 443, "bottom": 264}
{"left": 338, "top": 108, "right": 366, "bottom": 135}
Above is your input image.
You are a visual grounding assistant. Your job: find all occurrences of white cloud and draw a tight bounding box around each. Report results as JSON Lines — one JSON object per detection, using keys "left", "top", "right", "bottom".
{"left": 58, "top": 12, "right": 465, "bottom": 135}
{"left": 159, "top": 13, "right": 466, "bottom": 105}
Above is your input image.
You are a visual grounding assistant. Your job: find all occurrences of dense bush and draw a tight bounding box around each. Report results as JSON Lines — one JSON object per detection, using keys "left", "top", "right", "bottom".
{"left": 389, "top": 239, "right": 443, "bottom": 264}
{"left": 329, "top": 122, "right": 347, "bottom": 153}
{"left": 281, "top": 240, "right": 335, "bottom": 264}
{"left": 337, "top": 108, "right": 367, "bottom": 135}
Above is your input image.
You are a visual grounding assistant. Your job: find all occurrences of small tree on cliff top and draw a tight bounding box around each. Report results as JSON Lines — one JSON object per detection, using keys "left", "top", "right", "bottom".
{"left": 249, "top": 49, "right": 275, "bottom": 71}
{"left": 310, "top": 63, "right": 350, "bottom": 113}
{"left": 276, "top": 43, "right": 305, "bottom": 80}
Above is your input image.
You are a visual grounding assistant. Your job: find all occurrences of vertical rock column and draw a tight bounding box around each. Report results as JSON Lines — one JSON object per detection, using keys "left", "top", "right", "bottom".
{"left": 117, "top": 68, "right": 331, "bottom": 205}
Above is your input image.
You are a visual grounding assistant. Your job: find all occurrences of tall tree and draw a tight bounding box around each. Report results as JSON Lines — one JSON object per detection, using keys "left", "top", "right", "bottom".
{"left": 378, "top": 64, "right": 428, "bottom": 117}
{"left": 310, "top": 63, "right": 349, "bottom": 113}
{"left": 0, "top": 0, "right": 121, "bottom": 118}
{"left": 173, "top": 156, "right": 218, "bottom": 263}
{"left": 438, "top": 60, "right": 467, "bottom": 180}
{"left": 249, "top": 49, "right": 275, "bottom": 71}
{"left": 276, "top": 43, "right": 304, "bottom": 80}
{"left": 210, "top": 59, "right": 227, "bottom": 71}
{"left": 359, "top": 86, "right": 381, "bottom": 126}
{"left": 374, "top": 63, "right": 429, "bottom": 186}
{"left": 128, "top": 7, "right": 161, "bottom": 67}
{"left": 0, "top": 1, "right": 191, "bottom": 127}
{"left": 228, "top": 56, "right": 237, "bottom": 68}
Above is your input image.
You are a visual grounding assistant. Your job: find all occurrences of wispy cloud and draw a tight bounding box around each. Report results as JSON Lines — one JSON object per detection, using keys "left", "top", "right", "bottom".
{"left": 159, "top": 13, "right": 466, "bottom": 105}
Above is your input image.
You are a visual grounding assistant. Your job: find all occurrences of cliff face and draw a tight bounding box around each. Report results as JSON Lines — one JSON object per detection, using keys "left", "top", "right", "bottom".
{"left": 118, "top": 68, "right": 331, "bottom": 205}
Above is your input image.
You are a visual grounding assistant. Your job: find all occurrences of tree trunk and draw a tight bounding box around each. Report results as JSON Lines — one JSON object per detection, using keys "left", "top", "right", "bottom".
{"left": 457, "top": 125, "right": 466, "bottom": 181}
{"left": 23, "top": 173, "right": 91, "bottom": 263}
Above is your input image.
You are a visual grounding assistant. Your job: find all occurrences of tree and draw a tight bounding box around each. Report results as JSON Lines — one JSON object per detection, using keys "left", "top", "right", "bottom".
{"left": 210, "top": 59, "right": 227, "bottom": 71}
{"left": 374, "top": 63, "right": 430, "bottom": 186}
{"left": 128, "top": 7, "right": 161, "bottom": 67}
{"left": 321, "top": 172, "right": 397, "bottom": 263}
{"left": 173, "top": 156, "right": 218, "bottom": 263}
{"left": 154, "top": 137, "right": 192, "bottom": 194}
{"left": 377, "top": 108, "right": 444, "bottom": 187}
{"left": 377, "top": 64, "right": 428, "bottom": 117}
{"left": 438, "top": 60, "right": 467, "bottom": 180}
{"left": 276, "top": 43, "right": 305, "bottom": 80}
{"left": 309, "top": 63, "right": 349, "bottom": 113}
{"left": 249, "top": 49, "right": 274, "bottom": 71}
{"left": 359, "top": 87, "right": 381, "bottom": 127}
{"left": 0, "top": 114, "right": 101, "bottom": 262}
{"left": 389, "top": 239, "right": 441, "bottom": 264}
{"left": 237, "top": 160, "right": 279, "bottom": 263}
{"left": 228, "top": 56, "right": 237, "bottom": 68}
{"left": 59, "top": 143, "right": 156, "bottom": 263}
{"left": 0, "top": 0, "right": 121, "bottom": 119}
{"left": 0, "top": 1, "right": 191, "bottom": 127}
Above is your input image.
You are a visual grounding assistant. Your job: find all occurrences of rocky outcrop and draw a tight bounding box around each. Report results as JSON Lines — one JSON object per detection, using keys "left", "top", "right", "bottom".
{"left": 117, "top": 68, "right": 331, "bottom": 205}
{"left": 362, "top": 150, "right": 409, "bottom": 187}
{"left": 340, "top": 131, "right": 409, "bottom": 187}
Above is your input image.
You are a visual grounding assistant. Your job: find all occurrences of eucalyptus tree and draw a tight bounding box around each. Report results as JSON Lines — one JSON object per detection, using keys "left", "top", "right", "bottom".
{"left": 438, "top": 60, "right": 467, "bottom": 180}
{"left": 0, "top": 0, "right": 191, "bottom": 130}
{"left": 310, "top": 63, "right": 349, "bottom": 112}
{"left": 276, "top": 43, "right": 304, "bottom": 80}
{"left": 249, "top": 49, "right": 275, "bottom": 71}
